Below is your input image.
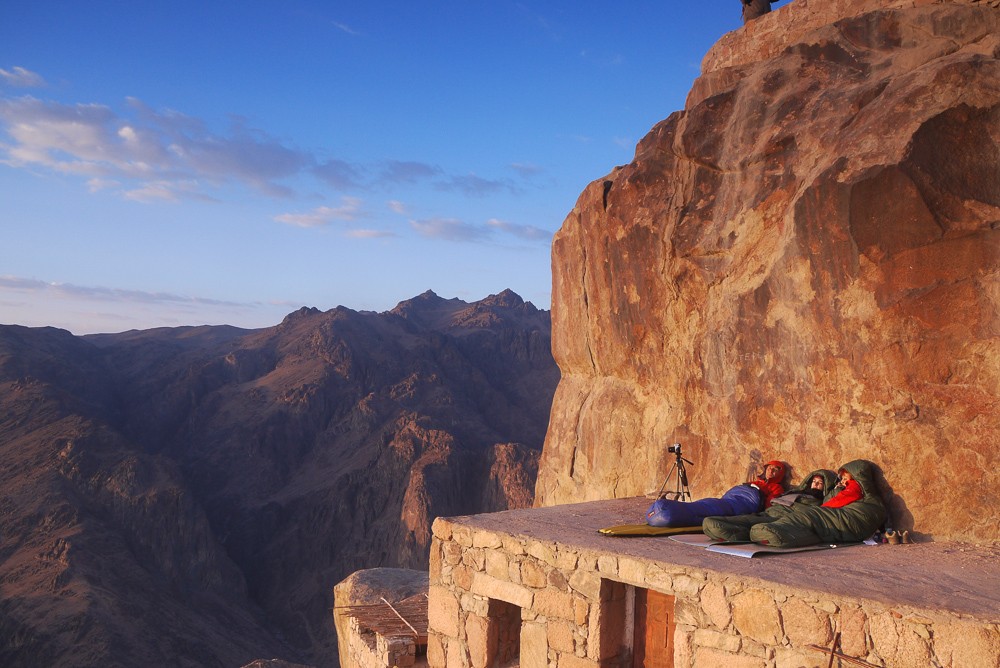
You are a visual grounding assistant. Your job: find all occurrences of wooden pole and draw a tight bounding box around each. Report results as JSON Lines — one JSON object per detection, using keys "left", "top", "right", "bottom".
{"left": 381, "top": 597, "right": 420, "bottom": 637}
{"left": 807, "top": 638, "right": 881, "bottom": 668}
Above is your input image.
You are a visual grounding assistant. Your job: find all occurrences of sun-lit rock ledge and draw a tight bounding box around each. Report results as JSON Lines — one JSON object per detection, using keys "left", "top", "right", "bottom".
{"left": 427, "top": 498, "right": 1000, "bottom": 667}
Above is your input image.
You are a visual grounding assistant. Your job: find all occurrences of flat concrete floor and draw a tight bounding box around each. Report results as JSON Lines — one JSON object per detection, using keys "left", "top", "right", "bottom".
{"left": 445, "top": 497, "right": 1000, "bottom": 622}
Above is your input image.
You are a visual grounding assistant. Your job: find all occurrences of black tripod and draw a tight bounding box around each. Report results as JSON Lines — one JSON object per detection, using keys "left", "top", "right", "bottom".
{"left": 655, "top": 443, "right": 693, "bottom": 502}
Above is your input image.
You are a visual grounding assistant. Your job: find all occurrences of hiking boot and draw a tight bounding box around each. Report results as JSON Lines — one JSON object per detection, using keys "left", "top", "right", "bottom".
{"left": 901, "top": 530, "right": 912, "bottom": 544}
{"left": 886, "top": 530, "right": 901, "bottom": 545}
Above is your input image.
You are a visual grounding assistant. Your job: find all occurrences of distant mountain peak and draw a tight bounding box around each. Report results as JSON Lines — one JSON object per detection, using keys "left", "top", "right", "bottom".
{"left": 280, "top": 306, "right": 321, "bottom": 325}
{"left": 389, "top": 291, "right": 464, "bottom": 327}
{"left": 387, "top": 289, "right": 544, "bottom": 333}
{"left": 390, "top": 290, "right": 453, "bottom": 312}
{"left": 480, "top": 289, "right": 525, "bottom": 309}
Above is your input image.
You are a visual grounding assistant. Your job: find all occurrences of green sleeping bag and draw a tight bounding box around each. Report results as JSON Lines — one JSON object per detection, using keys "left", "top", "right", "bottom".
{"left": 704, "top": 461, "right": 886, "bottom": 549}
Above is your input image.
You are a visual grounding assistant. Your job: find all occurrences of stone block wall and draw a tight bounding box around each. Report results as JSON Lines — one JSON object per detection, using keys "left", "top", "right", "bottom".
{"left": 427, "top": 518, "right": 1000, "bottom": 667}
{"left": 333, "top": 568, "right": 429, "bottom": 668}
{"left": 340, "top": 617, "right": 422, "bottom": 668}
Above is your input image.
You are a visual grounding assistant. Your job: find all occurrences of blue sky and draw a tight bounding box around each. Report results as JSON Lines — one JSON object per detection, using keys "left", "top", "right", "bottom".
{"left": 1, "top": 2, "right": 787, "bottom": 334}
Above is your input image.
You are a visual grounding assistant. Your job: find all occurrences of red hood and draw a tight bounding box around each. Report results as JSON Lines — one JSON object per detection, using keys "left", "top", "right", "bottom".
{"left": 764, "top": 460, "right": 786, "bottom": 482}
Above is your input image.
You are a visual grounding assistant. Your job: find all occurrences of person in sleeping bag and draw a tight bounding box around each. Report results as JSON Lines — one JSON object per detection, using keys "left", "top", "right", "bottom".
{"left": 701, "top": 468, "right": 838, "bottom": 540}
{"left": 645, "top": 460, "right": 787, "bottom": 527}
{"left": 703, "top": 460, "right": 886, "bottom": 548}
{"left": 822, "top": 467, "right": 864, "bottom": 508}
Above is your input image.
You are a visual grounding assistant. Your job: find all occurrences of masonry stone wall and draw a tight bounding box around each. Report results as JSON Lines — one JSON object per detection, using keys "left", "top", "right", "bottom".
{"left": 427, "top": 518, "right": 1000, "bottom": 668}
{"left": 341, "top": 618, "right": 414, "bottom": 668}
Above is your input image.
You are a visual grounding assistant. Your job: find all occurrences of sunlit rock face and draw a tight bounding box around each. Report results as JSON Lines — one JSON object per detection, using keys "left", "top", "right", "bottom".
{"left": 538, "top": 0, "right": 1000, "bottom": 542}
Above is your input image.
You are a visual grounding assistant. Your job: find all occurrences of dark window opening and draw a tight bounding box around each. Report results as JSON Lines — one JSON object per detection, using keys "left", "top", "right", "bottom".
{"left": 491, "top": 598, "right": 521, "bottom": 667}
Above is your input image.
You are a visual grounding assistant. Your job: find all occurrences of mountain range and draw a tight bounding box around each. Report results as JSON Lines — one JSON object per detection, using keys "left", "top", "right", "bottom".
{"left": 0, "top": 289, "right": 557, "bottom": 667}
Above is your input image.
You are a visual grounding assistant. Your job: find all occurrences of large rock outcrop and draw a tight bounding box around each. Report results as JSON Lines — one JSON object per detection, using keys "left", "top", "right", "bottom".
{"left": 537, "top": 0, "right": 1000, "bottom": 543}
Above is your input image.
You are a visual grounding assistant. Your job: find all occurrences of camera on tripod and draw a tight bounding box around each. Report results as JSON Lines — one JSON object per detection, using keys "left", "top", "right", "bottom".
{"left": 654, "top": 441, "right": 693, "bottom": 502}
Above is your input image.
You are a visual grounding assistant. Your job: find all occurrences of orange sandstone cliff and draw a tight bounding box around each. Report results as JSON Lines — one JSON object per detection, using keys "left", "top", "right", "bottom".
{"left": 537, "top": 0, "right": 1000, "bottom": 543}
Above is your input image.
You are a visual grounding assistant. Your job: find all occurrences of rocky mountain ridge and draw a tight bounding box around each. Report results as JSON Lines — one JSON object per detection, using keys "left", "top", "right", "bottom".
{"left": 0, "top": 289, "right": 557, "bottom": 667}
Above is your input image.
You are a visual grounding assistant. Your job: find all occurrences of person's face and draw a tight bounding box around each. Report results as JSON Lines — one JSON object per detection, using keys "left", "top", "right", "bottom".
{"left": 764, "top": 464, "right": 781, "bottom": 480}
{"left": 810, "top": 476, "right": 824, "bottom": 491}
{"left": 839, "top": 470, "right": 854, "bottom": 485}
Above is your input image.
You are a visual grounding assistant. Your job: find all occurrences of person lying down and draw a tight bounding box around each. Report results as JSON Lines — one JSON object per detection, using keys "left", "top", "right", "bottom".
{"left": 645, "top": 460, "right": 787, "bottom": 527}
{"left": 702, "top": 459, "right": 886, "bottom": 548}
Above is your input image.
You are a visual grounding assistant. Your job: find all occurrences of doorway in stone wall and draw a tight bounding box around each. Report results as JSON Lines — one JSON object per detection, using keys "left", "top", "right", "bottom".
{"left": 633, "top": 588, "right": 675, "bottom": 668}
{"left": 491, "top": 598, "right": 520, "bottom": 667}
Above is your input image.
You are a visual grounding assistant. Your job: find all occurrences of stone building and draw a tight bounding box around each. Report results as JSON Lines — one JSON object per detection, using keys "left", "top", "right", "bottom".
{"left": 426, "top": 499, "right": 1000, "bottom": 667}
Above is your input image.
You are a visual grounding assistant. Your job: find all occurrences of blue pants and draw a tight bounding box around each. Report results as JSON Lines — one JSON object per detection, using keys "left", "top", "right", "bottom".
{"left": 646, "top": 484, "right": 763, "bottom": 527}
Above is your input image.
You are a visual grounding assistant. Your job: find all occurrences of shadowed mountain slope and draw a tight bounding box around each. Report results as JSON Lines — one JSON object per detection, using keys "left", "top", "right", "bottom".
{"left": 0, "top": 289, "right": 557, "bottom": 667}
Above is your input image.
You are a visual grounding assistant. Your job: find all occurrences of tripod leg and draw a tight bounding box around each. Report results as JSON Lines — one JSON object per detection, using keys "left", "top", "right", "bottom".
{"left": 656, "top": 464, "right": 677, "bottom": 498}
{"left": 676, "top": 461, "right": 692, "bottom": 501}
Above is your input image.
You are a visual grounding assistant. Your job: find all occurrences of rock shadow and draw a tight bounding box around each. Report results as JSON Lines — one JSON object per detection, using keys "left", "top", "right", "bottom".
{"left": 871, "top": 463, "right": 919, "bottom": 540}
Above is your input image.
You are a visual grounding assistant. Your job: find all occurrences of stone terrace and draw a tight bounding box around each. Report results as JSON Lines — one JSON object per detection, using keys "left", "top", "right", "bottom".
{"left": 427, "top": 498, "right": 1000, "bottom": 667}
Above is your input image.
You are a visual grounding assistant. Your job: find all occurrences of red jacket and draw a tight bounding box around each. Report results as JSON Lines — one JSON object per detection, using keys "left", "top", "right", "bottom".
{"left": 822, "top": 478, "right": 863, "bottom": 508}
{"left": 752, "top": 460, "right": 786, "bottom": 508}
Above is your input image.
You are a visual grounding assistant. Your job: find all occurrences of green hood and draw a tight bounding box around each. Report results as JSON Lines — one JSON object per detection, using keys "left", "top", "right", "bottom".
{"left": 789, "top": 469, "right": 838, "bottom": 498}
{"left": 836, "top": 459, "right": 880, "bottom": 500}
{"left": 806, "top": 459, "right": 886, "bottom": 543}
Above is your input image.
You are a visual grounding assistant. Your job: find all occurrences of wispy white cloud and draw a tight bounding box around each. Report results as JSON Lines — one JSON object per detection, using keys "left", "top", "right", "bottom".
{"left": 411, "top": 216, "right": 550, "bottom": 244}
{"left": 438, "top": 173, "right": 516, "bottom": 197}
{"left": 0, "top": 66, "right": 46, "bottom": 88}
{"left": 333, "top": 21, "right": 360, "bottom": 36}
{"left": 486, "top": 218, "right": 551, "bottom": 241}
{"left": 122, "top": 179, "right": 213, "bottom": 203}
{"left": 165, "top": 116, "right": 311, "bottom": 190}
{"left": 123, "top": 182, "right": 181, "bottom": 203}
{"left": 2, "top": 98, "right": 130, "bottom": 174}
{"left": 380, "top": 160, "right": 441, "bottom": 184}
{"left": 0, "top": 73, "right": 543, "bottom": 235}
{"left": 0, "top": 274, "right": 297, "bottom": 333}
{"left": 0, "top": 94, "right": 312, "bottom": 200}
{"left": 273, "top": 197, "right": 365, "bottom": 227}
{"left": 510, "top": 162, "right": 543, "bottom": 178}
{"left": 87, "top": 177, "right": 121, "bottom": 193}
{"left": 380, "top": 163, "right": 517, "bottom": 197}
{"left": 314, "top": 159, "right": 363, "bottom": 189}
{"left": 410, "top": 217, "right": 491, "bottom": 242}
{"left": 0, "top": 274, "right": 247, "bottom": 307}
